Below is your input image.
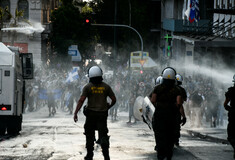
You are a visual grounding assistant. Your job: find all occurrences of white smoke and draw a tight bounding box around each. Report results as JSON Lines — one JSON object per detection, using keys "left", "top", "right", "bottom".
{"left": 1, "top": 21, "right": 45, "bottom": 35}
{"left": 177, "top": 63, "right": 234, "bottom": 85}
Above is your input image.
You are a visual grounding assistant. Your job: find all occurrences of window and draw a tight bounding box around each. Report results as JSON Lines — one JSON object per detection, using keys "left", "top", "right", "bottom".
{"left": 227, "top": 0, "right": 230, "bottom": 9}
{"left": 18, "top": 0, "right": 29, "bottom": 20}
{"left": 214, "top": 0, "right": 220, "bottom": 9}
{"left": 229, "top": 0, "right": 234, "bottom": 8}
{"left": 0, "top": 0, "right": 10, "bottom": 10}
{"left": 220, "top": 0, "right": 224, "bottom": 9}
{"left": 42, "top": 0, "right": 50, "bottom": 23}
{"left": 0, "top": 0, "right": 10, "bottom": 21}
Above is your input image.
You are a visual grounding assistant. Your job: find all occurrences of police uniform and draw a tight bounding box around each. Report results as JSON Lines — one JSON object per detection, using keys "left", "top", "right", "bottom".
{"left": 152, "top": 83, "right": 181, "bottom": 160}
{"left": 82, "top": 81, "right": 115, "bottom": 159}
{"left": 225, "top": 86, "right": 235, "bottom": 157}
{"left": 178, "top": 85, "right": 187, "bottom": 102}
{"left": 175, "top": 85, "right": 187, "bottom": 145}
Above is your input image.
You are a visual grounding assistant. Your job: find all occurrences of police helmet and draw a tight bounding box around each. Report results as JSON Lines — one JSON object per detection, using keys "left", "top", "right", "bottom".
{"left": 88, "top": 66, "right": 103, "bottom": 78}
{"left": 162, "top": 67, "right": 176, "bottom": 80}
{"left": 155, "top": 76, "right": 163, "bottom": 85}
{"left": 176, "top": 74, "right": 183, "bottom": 83}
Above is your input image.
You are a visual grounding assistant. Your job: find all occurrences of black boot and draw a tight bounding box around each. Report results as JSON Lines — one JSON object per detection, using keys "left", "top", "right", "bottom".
{"left": 84, "top": 150, "right": 93, "bottom": 160}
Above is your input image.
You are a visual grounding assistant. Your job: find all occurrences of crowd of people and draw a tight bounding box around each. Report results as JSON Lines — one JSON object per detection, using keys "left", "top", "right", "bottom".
{"left": 24, "top": 64, "right": 87, "bottom": 116}
{"left": 22, "top": 63, "right": 235, "bottom": 159}
{"left": 24, "top": 63, "right": 227, "bottom": 129}
{"left": 183, "top": 75, "right": 226, "bottom": 128}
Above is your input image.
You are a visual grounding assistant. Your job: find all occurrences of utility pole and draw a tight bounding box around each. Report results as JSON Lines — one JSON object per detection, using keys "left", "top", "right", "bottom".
{"left": 92, "top": 23, "right": 144, "bottom": 72}
{"left": 92, "top": 24, "right": 143, "bottom": 55}
{"left": 114, "top": 0, "right": 117, "bottom": 60}
{"left": 128, "top": 0, "right": 131, "bottom": 26}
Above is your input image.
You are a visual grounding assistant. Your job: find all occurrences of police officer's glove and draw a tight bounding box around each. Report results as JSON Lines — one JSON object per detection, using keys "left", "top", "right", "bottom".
{"left": 181, "top": 117, "right": 187, "bottom": 126}
{"left": 225, "top": 105, "right": 231, "bottom": 111}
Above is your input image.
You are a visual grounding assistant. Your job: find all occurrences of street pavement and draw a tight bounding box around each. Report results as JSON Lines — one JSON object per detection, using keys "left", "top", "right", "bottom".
{"left": 120, "top": 110, "right": 230, "bottom": 144}
{"left": 1, "top": 109, "right": 233, "bottom": 160}
{"left": 182, "top": 120, "right": 229, "bottom": 145}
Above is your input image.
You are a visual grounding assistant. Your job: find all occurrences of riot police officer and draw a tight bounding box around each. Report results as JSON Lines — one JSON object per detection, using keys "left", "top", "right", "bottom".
{"left": 73, "top": 66, "right": 116, "bottom": 160}
{"left": 175, "top": 74, "right": 187, "bottom": 146}
{"left": 149, "top": 76, "right": 163, "bottom": 99}
{"left": 149, "top": 75, "right": 163, "bottom": 151}
{"left": 151, "top": 67, "right": 183, "bottom": 160}
{"left": 224, "top": 74, "right": 235, "bottom": 159}
{"left": 155, "top": 76, "right": 163, "bottom": 86}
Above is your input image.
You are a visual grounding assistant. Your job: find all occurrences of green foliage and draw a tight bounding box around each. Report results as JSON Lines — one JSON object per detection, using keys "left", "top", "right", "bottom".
{"left": 50, "top": 1, "right": 97, "bottom": 63}
{"left": 50, "top": 0, "right": 157, "bottom": 64}
{"left": 0, "top": 6, "right": 26, "bottom": 43}
{"left": 89, "top": 0, "right": 152, "bottom": 61}
{"left": 0, "top": 6, "right": 27, "bottom": 27}
{"left": 0, "top": 7, "right": 3, "bottom": 20}
{"left": 12, "top": 8, "right": 24, "bottom": 26}
{"left": 81, "top": 4, "right": 93, "bottom": 14}
{"left": 0, "top": 6, "right": 11, "bottom": 24}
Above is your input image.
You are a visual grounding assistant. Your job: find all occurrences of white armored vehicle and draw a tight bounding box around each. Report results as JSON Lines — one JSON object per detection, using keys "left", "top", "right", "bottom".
{"left": 0, "top": 42, "right": 33, "bottom": 135}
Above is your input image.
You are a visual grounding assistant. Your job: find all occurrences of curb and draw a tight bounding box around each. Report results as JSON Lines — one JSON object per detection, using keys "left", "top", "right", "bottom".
{"left": 185, "top": 129, "right": 229, "bottom": 145}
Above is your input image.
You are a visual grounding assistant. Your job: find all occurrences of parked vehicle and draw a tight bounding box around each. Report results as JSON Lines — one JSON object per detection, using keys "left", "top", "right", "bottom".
{"left": 0, "top": 42, "right": 33, "bottom": 135}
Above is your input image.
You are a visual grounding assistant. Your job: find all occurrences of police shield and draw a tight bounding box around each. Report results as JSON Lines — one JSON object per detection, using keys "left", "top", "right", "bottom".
{"left": 133, "top": 96, "right": 155, "bottom": 129}
{"left": 141, "top": 96, "right": 155, "bottom": 129}
{"left": 133, "top": 96, "right": 145, "bottom": 121}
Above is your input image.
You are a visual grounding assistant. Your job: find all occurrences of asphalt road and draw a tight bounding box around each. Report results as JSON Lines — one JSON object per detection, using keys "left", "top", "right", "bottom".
{"left": 0, "top": 107, "right": 234, "bottom": 160}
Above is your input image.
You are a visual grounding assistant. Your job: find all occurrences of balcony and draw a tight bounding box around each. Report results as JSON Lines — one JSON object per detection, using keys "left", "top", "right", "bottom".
{"left": 163, "top": 19, "right": 211, "bottom": 33}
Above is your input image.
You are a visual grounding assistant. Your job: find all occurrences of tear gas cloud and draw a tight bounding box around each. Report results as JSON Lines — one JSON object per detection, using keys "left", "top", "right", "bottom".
{"left": 170, "top": 49, "right": 234, "bottom": 89}
{"left": 29, "top": 41, "right": 234, "bottom": 129}
{"left": 176, "top": 63, "right": 234, "bottom": 85}
{"left": 169, "top": 48, "right": 234, "bottom": 128}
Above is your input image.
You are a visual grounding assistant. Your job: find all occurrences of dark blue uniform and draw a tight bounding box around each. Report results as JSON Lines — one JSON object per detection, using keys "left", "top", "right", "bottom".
{"left": 225, "top": 86, "right": 235, "bottom": 158}
{"left": 152, "top": 83, "right": 181, "bottom": 160}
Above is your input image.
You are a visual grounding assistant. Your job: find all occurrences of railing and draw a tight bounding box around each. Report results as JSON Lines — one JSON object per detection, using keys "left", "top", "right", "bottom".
{"left": 163, "top": 18, "right": 235, "bottom": 40}
{"left": 163, "top": 19, "right": 210, "bottom": 33}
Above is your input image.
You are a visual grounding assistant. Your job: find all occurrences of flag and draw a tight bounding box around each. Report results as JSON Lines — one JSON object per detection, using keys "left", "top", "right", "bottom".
{"left": 38, "top": 89, "right": 62, "bottom": 100}
{"left": 38, "top": 89, "right": 48, "bottom": 100}
{"left": 66, "top": 68, "right": 79, "bottom": 83}
{"left": 184, "top": 0, "right": 191, "bottom": 20}
{"left": 185, "top": 0, "right": 200, "bottom": 23}
{"left": 189, "top": 0, "right": 200, "bottom": 23}
{"left": 195, "top": 0, "right": 200, "bottom": 22}
{"left": 65, "top": 92, "right": 72, "bottom": 106}
{"left": 53, "top": 89, "right": 62, "bottom": 100}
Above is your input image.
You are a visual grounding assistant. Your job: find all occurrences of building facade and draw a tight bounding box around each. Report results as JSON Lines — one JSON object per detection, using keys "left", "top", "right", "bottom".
{"left": 0, "top": 0, "right": 60, "bottom": 66}
{"left": 161, "top": 0, "right": 235, "bottom": 75}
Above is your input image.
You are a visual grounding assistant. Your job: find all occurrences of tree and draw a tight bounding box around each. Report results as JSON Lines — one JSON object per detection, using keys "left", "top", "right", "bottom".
{"left": 10, "top": 8, "right": 25, "bottom": 45}
{"left": 88, "top": 0, "right": 152, "bottom": 63}
{"left": 50, "top": 0, "right": 97, "bottom": 64}
{"left": 50, "top": 0, "right": 157, "bottom": 65}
